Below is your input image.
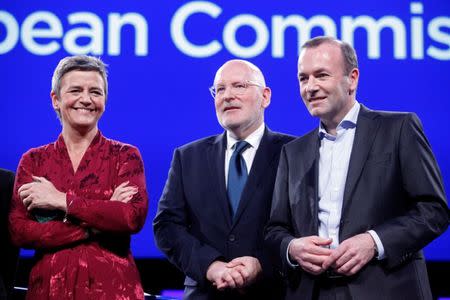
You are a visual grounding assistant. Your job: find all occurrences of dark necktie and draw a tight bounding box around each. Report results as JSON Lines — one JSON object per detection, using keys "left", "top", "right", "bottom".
{"left": 227, "top": 141, "right": 250, "bottom": 215}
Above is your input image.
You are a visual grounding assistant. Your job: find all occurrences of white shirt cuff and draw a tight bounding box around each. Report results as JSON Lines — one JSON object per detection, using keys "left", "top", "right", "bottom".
{"left": 367, "top": 230, "right": 386, "bottom": 260}
{"left": 286, "top": 239, "right": 299, "bottom": 268}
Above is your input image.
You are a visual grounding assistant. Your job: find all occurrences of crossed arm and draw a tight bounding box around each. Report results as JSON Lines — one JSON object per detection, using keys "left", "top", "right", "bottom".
{"left": 9, "top": 146, "right": 148, "bottom": 249}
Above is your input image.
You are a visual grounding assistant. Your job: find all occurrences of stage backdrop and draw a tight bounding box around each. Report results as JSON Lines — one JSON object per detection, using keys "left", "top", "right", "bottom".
{"left": 1, "top": 0, "right": 449, "bottom": 260}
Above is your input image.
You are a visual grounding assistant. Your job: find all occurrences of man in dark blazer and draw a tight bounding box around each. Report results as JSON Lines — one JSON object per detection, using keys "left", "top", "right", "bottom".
{"left": 0, "top": 168, "right": 18, "bottom": 300}
{"left": 153, "top": 59, "right": 294, "bottom": 299}
{"left": 265, "top": 36, "right": 449, "bottom": 300}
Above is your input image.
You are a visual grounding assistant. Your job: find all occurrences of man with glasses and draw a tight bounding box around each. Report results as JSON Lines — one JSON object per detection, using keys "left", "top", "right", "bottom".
{"left": 265, "top": 36, "right": 449, "bottom": 299}
{"left": 154, "top": 59, "right": 294, "bottom": 299}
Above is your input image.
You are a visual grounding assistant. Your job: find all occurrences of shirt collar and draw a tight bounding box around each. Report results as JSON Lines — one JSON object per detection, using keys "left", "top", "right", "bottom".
{"left": 227, "top": 122, "right": 265, "bottom": 150}
{"left": 318, "top": 101, "right": 360, "bottom": 140}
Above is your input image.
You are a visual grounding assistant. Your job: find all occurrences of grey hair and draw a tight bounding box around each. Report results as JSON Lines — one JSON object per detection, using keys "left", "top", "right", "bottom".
{"left": 51, "top": 55, "right": 108, "bottom": 119}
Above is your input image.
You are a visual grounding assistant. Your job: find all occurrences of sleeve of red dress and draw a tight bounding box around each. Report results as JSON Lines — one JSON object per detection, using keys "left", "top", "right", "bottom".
{"left": 66, "top": 145, "right": 148, "bottom": 234}
{"left": 8, "top": 152, "right": 88, "bottom": 249}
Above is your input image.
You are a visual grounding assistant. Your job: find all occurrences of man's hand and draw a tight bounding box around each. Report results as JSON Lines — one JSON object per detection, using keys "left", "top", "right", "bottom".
{"left": 206, "top": 261, "right": 245, "bottom": 290}
{"left": 288, "top": 236, "right": 333, "bottom": 275}
{"left": 19, "top": 176, "right": 67, "bottom": 212}
{"left": 111, "top": 181, "right": 138, "bottom": 203}
{"left": 322, "top": 233, "right": 376, "bottom": 276}
{"left": 226, "top": 256, "right": 262, "bottom": 288}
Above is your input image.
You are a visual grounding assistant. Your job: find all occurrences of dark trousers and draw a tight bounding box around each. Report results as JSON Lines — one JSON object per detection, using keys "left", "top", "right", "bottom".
{"left": 312, "top": 274, "right": 352, "bottom": 300}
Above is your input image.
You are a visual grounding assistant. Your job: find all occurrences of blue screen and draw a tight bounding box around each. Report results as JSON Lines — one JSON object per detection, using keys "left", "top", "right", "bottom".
{"left": 1, "top": 0, "right": 449, "bottom": 260}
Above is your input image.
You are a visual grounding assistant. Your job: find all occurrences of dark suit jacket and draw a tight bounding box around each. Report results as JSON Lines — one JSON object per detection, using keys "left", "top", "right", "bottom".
{"left": 154, "top": 128, "right": 294, "bottom": 299}
{"left": 265, "top": 105, "right": 449, "bottom": 300}
{"left": 0, "top": 168, "right": 17, "bottom": 300}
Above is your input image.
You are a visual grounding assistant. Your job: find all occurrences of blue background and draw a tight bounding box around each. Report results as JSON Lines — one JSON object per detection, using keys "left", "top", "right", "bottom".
{"left": 1, "top": 0, "right": 449, "bottom": 260}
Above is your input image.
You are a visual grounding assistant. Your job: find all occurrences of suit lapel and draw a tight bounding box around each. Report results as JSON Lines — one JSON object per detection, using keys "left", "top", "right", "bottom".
{"left": 232, "top": 128, "right": 279, "bottom": 226}
{"left": 206, "top": 133, "right": 232, "bottom": 228}
{"left": 341, "top": 105, "right": 380, "bottom": 218}
{"left": 299, "top": 130, "right": 321, "bottom": 235}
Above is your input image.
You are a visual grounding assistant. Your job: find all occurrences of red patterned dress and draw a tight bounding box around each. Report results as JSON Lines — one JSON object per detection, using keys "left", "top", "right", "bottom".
{"left": 9, "top": 132, "right": 148, "bottom": 300}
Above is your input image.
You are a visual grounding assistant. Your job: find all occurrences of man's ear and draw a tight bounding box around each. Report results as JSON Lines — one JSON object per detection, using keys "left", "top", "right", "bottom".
{"left": 348, "top": 68, "right": 359, "bottom": 95}
{"left": 261, "top": 87, "right": 271, "bottom": 108}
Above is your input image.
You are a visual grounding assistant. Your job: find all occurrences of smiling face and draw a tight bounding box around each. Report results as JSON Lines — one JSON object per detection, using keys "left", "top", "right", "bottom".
{"left": 213, "top": 60, "right": 271, "bottom": 139}
{"left": 51, "top": 70, "right": 106, "bottom": 133}
{"left": 298, "top": 42, "right": 358, "bottom": 130}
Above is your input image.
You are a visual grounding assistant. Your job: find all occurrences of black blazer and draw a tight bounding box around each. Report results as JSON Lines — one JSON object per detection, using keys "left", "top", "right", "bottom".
{"left": 154, "top": 128, "right": 294, "bottom": 299}
{"left": 265, "top": 105, "right": 449, "bottom": 300}
{"left": 0, "top": 168, "right": 17, "bottom": 300}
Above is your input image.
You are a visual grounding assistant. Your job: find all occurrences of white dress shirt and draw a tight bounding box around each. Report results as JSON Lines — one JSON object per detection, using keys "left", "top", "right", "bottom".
{"left": 225, "top": 123, "right": 265, "bottom": 187}
{"left": 317, "top": 102, "right": 359, "bottom": 249}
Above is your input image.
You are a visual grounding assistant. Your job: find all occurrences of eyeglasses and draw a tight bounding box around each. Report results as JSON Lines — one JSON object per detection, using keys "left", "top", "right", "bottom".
{"left": 209, "top": 80, "right": 262, "bottom": 99}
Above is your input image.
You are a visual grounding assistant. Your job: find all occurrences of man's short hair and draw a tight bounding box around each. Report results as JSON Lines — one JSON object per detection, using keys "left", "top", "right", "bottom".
{"left": 301, "top": 36, "right": 358, "bottom": 74}
{"left": 51, "top": 55, "right": 108, "bottom": 119}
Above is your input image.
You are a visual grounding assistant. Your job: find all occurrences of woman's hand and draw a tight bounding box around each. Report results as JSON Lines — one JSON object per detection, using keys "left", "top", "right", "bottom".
{"left": 19, "top": 176, "right": 67, "bottom": 212}
{"left": 110, "top": 181, "right": 138, "bottom": 203}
